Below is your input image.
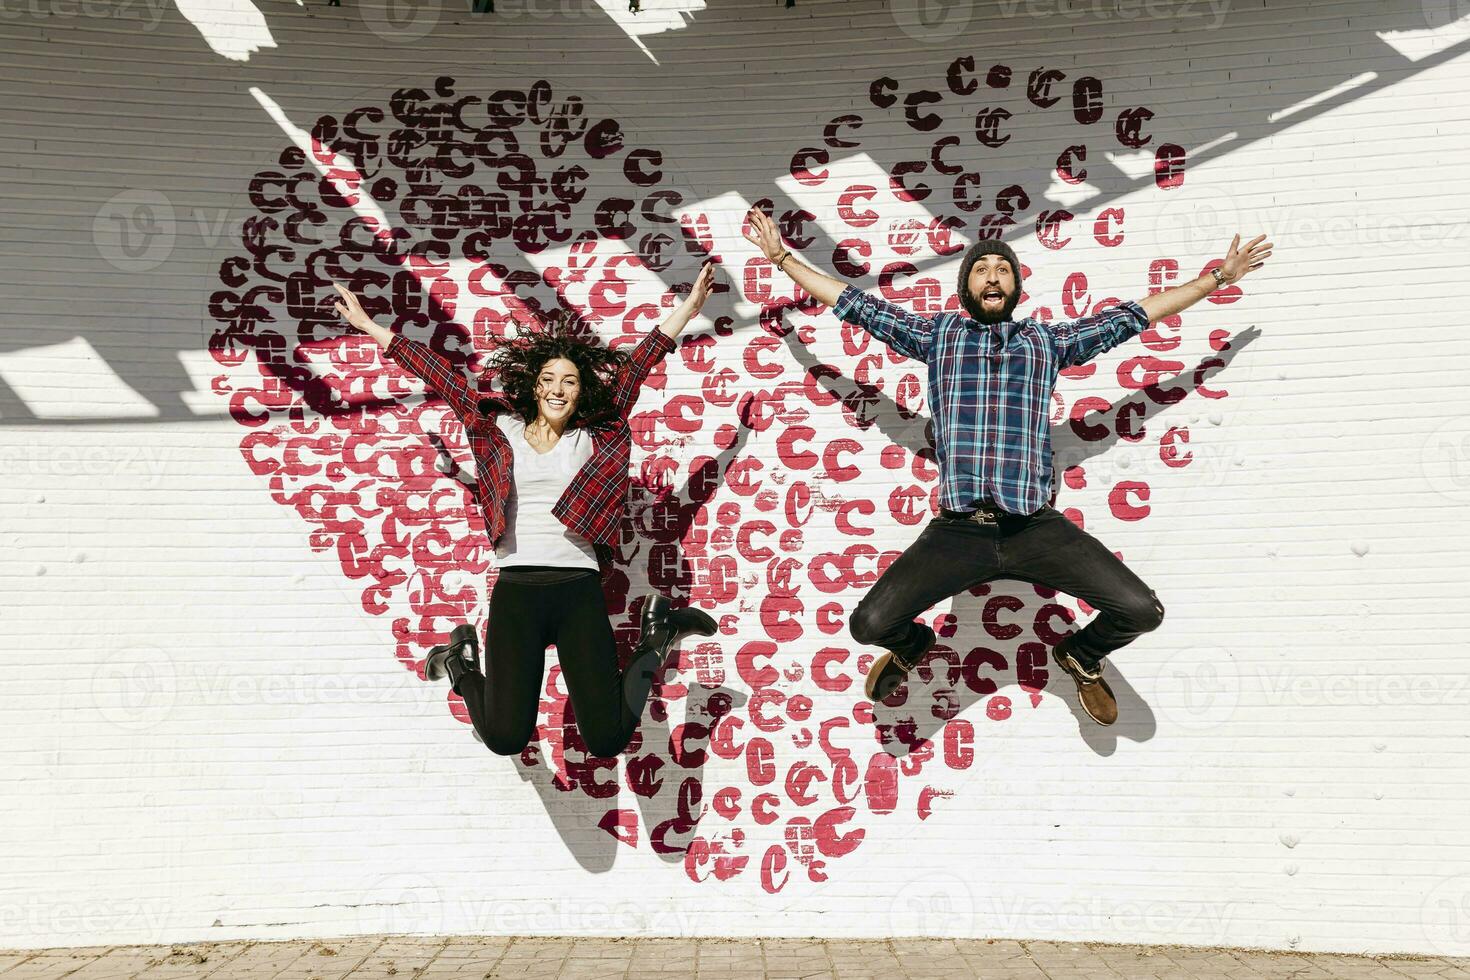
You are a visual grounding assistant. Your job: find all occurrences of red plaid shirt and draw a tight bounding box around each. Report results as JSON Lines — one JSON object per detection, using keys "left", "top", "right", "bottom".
{"left": 382, "top": 326, "right": 676, "bottom": 568}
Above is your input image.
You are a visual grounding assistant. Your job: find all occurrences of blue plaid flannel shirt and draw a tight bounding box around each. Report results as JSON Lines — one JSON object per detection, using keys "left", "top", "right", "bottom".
{"left": 831, "top": 284, "right": 1150, "bottom": 516}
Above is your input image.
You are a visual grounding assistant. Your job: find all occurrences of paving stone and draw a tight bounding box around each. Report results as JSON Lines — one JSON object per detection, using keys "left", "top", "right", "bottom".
{"left": 826, "top": 940, "right": 907, "bottom": 980}
{"left": 3, "top": 936, "right": 1470, "bottom": 979}
{"left": 416, "top": 937, "right": 512, "bottom": 979}
{"left": 1380, "top": 958, "right": 1470, "bottom": 980}
{"left": 0, "top": 949, "right": 113, "bottom": 980}
{"left": 129, "top": 942, "right": 251, "bottom": 979}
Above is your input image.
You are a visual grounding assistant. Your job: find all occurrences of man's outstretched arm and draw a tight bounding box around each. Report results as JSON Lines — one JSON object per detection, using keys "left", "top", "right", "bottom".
{"left": 1051, "top": 233, "right": 1274, "bottom": 367}
{"left": 744, "top": 207, "right": 848, "bottom": 308}
{"left": 745, "top": 207, "right": 935, "bottom": 362}
{"left": 1138, "top": 233, "right": 1273, "bottom": 324}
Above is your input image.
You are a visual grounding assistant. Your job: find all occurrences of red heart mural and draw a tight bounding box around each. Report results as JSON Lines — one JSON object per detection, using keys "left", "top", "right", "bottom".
{"left": 206, "top": 69, "right": 1249, "bottom": 891}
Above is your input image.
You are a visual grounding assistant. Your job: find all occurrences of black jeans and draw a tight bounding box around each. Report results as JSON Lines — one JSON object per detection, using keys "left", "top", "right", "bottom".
{"left": 850, "top": 505, "right": 1164, "bottom": 669}
{"left": 453, "top": 568, "right": 662, "bottom": 758}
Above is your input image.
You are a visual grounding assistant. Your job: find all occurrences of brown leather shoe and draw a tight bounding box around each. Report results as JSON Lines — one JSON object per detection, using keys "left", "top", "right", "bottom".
{"left": 863, "top": 624, "right": 936, "bottom": 702}
{"left": 864, "top": 649, "right": 915, "bottom": 702}
{"left": 1052, "top": 638, "right": 1118, "bottom": 726}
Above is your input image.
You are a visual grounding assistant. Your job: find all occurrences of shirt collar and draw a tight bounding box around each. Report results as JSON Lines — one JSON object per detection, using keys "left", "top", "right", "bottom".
{"left": 960, "top": 313, "right": 1019, "bottom": 345}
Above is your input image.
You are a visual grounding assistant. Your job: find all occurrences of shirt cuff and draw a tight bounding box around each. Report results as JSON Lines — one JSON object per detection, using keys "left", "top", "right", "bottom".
{"left": 1118, "top": 299, "right": 1149, "bottom": 329}
{"left": 832, "top": 284, "right": 865, "bottom": 322}
{"left": 382, "top": 333, "right": 404, "bottom": 359}
{"left": 644, "top": 327, "right": 678, "bottom": 355}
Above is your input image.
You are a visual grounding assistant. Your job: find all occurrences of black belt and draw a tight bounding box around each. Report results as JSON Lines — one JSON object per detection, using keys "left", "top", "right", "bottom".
{"left": 940, "top": 501, "right": 1009, "bottom": 524}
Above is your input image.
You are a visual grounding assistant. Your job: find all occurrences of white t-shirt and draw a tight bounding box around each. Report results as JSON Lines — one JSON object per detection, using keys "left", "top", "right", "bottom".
{"left": 494, "top": 415, "right": 600, "bottom": 571}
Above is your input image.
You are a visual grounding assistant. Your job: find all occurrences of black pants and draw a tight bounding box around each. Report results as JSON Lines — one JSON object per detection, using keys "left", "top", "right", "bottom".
{"left": 850, "top": 505, "right": 1164, "bottom": 669}
{"left": 453, "top": 568, "right": 662, "bottom": 758}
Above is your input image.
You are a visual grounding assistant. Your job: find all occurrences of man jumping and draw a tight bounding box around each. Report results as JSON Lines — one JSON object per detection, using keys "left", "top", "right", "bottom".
{"left": 744, "top": 209, "right": 1271, "bottom": 725}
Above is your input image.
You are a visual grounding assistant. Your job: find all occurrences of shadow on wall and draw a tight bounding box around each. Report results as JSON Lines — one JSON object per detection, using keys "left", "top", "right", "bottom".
{"left": 0, "top": 0, "right": 1450, "bottom": 878}
{"left": 0, "top": 1, "right": 1461, "bottom": 424}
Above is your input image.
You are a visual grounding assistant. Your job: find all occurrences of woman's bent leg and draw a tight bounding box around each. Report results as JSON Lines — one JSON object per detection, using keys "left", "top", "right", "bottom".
{"left": 551, "top": 575, "right": 642, "bottom": 759}
{"left": 456, "top": 577, "right": 549, "bottom": 756}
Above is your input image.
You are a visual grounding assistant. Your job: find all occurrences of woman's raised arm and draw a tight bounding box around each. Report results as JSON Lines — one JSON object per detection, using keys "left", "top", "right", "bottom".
{"left": 333, "top": 281, "right": 485, "bottom": 428}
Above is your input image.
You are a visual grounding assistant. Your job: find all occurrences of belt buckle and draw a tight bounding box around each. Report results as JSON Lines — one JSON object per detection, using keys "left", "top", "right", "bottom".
{"left": 969, "top": 507, "right": 998, "bottom": 525}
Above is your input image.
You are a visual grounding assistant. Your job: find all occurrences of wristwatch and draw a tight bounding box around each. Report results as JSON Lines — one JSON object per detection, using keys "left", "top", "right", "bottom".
{"left": 1210, "top": 267, "right": 1228, "bottom": 289}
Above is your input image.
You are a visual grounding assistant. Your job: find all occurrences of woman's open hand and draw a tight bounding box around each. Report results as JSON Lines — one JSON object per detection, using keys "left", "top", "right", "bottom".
{"left": 685, "top": 259, "right": 716, "bottom": 314}
{"left": 331, "top": 282, "right": 395, "bottom": 347}
{"left": 331, "top": 282, "right": 375, "bottom": 333}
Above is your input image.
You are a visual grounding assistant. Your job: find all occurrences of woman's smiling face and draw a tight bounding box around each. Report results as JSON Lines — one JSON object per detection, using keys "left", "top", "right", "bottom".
{"left": 534, "top": 357, "right": 581, "bottom": 425}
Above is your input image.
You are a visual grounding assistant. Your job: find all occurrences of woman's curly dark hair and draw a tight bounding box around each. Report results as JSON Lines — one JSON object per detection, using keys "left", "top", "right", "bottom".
{"left": 486, "top": 307, "right": 629, "bottom": 428}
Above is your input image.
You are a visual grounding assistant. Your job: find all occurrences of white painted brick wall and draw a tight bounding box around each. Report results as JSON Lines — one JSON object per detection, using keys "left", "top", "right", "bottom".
{"left": 2, "top": 0, "right": 1469, "bottom": 958}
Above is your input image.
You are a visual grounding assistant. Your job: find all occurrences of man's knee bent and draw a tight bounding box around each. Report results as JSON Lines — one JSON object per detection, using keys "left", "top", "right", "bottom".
{"left": 848, "top": 600, "right": 887, "bottom": 647}
{"left": 1128, "top": 589, "right": 1165, "bottom": 633}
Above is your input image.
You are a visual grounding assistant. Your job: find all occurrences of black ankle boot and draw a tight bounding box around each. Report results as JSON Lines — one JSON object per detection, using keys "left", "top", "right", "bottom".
{"left": 635, "top": 594, "right": 718, "bottom": 665}
{"left": 424, "top": 623, "right": 479, "bottom": 683}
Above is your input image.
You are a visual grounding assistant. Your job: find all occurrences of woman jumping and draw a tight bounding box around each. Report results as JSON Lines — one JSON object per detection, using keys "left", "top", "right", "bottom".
{"left": 331, "top": 262, "right": 719, "bottom": 758}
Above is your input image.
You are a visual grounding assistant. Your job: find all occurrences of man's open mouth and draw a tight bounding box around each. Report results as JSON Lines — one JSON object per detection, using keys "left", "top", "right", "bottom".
{"left": 983, "top": 290, "right": 1004, "bottom": 301}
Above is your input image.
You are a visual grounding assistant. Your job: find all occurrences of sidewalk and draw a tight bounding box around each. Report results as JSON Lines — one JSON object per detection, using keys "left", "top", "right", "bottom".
{"left": 3, "top": 936, "right": 1468, "bottom": 979}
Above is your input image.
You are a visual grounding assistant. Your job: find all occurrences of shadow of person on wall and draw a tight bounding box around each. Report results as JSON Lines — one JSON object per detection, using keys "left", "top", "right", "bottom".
{"left": 782, "top": 319, "right": 1261, "bottom": 755}
{"left": 615, "top": 412, "right": 755, "bottom": 864}
{"left": 5, "top": 0, "right": 1459, "bottom": 427}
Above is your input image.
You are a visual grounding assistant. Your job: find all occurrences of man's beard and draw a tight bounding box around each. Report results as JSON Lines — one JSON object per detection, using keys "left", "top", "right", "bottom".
{"left": 960, "top": 284, "right": 1019, "bottom": 324}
